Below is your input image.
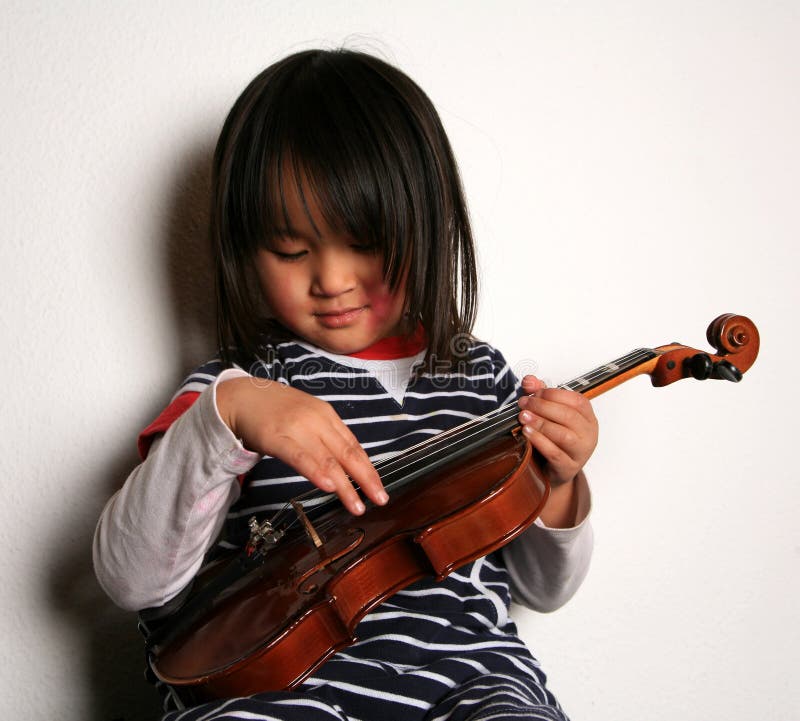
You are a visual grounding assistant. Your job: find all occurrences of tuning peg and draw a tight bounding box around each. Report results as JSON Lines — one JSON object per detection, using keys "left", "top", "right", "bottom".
{"left": 686, "top": 353, "right": 713, "bottom": 380}
{"left": 713, "top": 360, "right": 742, "bottom": 382}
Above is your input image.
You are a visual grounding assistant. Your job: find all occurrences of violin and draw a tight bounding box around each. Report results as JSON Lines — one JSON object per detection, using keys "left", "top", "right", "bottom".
{"left": 147, "top": 313, "right": 759, "bottom": 700}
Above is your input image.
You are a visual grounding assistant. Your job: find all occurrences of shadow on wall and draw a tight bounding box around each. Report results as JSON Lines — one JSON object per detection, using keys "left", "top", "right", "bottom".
{"left": 161, "top": 142, "right": 218, "bottom": 376}
{"left": 48, "top": 143, "right": 218, "bottom": 721}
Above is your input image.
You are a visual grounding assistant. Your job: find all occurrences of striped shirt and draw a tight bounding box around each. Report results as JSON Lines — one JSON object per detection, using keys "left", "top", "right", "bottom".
{"left": 155, "top": 340, "right": 576, "bottom": 720}
{"left": 98, "top": 338, "right": 588, "bottom": 720}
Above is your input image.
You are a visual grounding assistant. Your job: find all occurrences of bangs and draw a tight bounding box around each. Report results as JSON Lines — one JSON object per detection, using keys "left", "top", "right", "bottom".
{"left": 245, "top": 51, "right": 427, "bottom": 289}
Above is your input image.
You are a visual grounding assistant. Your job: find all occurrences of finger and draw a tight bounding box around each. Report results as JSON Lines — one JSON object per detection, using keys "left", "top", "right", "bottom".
{"left": 518, "top": 410, "right": 582, "bottom": 459}
{"left": 529, "top": 387, "right": 597, "bottom": 424}
{"left": 319, "top": 456, "right": 369, "bottom": 516}
{"left": 328, "top": 426, "right": 388, "bottom": 508}
{"left": 276, "top": 436, "right": 367, "bottom": 515}
{"left": 518, "top": 377, "right": 544, "bottom": 413}
{"left": 307, "top": 410, "right": 388, "bottom": 511}
{"left": 296, "top": 400, "right": 386, "bottom": 513}
{"left": 521, "top": 396, "right": 587, "bottom": 440}
{"left": 520, "top": 424, "right": 577, "bottom": 486}
{"left": 520, "top": 375, "right": 546, "bottom": 395}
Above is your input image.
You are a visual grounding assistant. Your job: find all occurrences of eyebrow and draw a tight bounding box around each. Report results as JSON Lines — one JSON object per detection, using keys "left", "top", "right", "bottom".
{"left": 270, "top": 227, "right": 312, "bottom": 241}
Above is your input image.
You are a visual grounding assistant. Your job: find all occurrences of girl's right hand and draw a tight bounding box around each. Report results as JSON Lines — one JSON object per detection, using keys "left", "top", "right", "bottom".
{"left": 216, "top": 376, "right": 388, "bottom": 516}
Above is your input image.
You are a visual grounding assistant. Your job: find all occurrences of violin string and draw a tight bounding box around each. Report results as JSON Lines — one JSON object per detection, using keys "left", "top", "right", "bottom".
{"left": 267, "top": 405, "right": 519, "bottom": 527}
{"left": 382, "top": 347, "right": 656, "bottom": 470}
{"left": 270, "top": 348, "right": 657, "bottom": 526}
{"left": 266, "top": 347, "right": 656, "bottom": 529}
{"left": 370, "top": 347, "right": 655, "bottom": 480}
{"left": 377, "top": 408, "right": 518, "bottom": 485}
{"left": 372, "top": 404, "right": 516, "bottom": 470}
{"left": 374, "top": 386, "right": 531, "bottom": 462}
{"left": 265, "top": 402, "right": 523, "bottom": 529}
{"left": 270, "top": 405, "right": 519, "bottom": 530}
{"left": 263, "top": 407, "right": 519, "bottom": 531}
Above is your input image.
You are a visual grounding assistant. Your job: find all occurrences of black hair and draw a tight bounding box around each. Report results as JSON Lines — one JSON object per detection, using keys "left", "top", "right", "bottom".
{"left": 211, "top": 48, "right": 478, "bottom": 368}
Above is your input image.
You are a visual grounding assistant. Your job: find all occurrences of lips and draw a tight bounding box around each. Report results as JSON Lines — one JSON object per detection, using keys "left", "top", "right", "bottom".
{"left": 314, "top": 306, "right": 367, "bottom": 328}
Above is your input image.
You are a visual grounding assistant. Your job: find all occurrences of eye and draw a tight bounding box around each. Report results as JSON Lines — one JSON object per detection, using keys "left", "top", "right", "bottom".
{"left": 270, "top": 249, "right": 308, "bottom": 262}
{"left": 351, "top": 243, "right": 379, "bottom": 255}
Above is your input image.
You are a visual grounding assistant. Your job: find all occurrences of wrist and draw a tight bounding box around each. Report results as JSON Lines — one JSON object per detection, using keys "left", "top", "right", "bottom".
{"left": 539, "top": 473, "right": 580, "bottom": 528}
{"left": 544, "top": 462, "right": 579, "bottom": 490}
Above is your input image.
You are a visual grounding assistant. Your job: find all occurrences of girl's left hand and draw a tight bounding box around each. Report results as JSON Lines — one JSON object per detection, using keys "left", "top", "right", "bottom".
{"left": 517, "top": 375, "right": 598, "bottom": 487}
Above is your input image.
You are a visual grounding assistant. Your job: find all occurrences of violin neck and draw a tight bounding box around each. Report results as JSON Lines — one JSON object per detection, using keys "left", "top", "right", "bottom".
{"left": 274, "top": 347, "right": 665, "bottom": 518}
{"left": 557, "top": 348, "right": 658, "bottom": 398}
{"left": 375, "top": 348, "right": 659, "bottom": 491}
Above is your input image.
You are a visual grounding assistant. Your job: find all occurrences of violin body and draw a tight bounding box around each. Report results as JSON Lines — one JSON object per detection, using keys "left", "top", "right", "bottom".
{"left": 153, "top": 433, "right": 549, "bottom": 699}
{"left": 149, "top": 313, "right": 760, "bottom": 700}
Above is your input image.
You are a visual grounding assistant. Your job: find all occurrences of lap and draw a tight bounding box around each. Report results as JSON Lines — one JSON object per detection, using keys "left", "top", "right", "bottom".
{"left": 162, "top": 670, "right": 569, "bottom": 721}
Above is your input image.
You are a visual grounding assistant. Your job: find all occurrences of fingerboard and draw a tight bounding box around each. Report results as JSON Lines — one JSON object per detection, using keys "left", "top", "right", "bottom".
{"left": 558, "top": 348, "right": 657, "bottom": 395}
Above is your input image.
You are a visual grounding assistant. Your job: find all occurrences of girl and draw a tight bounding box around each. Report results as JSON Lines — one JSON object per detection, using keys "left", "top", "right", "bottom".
{"left": 94, "top": 49, "right": 597, "bottom": 721}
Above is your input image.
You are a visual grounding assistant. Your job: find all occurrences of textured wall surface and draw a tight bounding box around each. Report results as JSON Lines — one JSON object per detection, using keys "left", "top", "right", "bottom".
{"left": 1, "top": 2, "right": 797, "bottom": 719}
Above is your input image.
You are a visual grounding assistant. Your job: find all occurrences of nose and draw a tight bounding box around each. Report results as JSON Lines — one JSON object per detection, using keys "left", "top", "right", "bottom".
{"left": 310, "top": 248, "right": 356, "bottom": 298}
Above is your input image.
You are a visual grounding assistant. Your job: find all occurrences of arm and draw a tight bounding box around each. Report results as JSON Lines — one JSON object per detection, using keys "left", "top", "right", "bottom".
{"left": 503, "top": 471, "right": 593, "bottom": 612}
{"left": 215, "top": 375, "right": 389, "bottom": 516}
{"left": 502, "top": 374, "right": 599, "bottom": 611}
{"left": 93, "top": 369, "right": 260, "bottom": 611}
{"left": 95, "top": 366, "right": 392, "bottom": 611}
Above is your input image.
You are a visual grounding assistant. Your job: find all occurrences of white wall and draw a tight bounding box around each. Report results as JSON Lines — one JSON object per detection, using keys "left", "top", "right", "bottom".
{"left": 2, "top": 2, "right": 797, "bottom": 719}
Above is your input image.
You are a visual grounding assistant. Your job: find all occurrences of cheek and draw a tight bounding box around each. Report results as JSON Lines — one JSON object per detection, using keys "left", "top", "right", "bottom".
{"left": 257, "top": 261, "right": 303, "bottom": 317}
{"left": 365, "top": 278, "right": 406, "bottom": 324}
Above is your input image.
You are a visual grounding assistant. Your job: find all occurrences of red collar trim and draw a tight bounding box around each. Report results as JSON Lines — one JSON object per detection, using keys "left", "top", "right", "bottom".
{"left": 348, "top": 325, "right": 426, "bottom": 360}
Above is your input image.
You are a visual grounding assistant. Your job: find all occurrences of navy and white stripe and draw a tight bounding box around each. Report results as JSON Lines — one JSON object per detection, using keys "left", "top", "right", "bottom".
{"left": 160, "top": 340, "right": 570, "bottom": 721}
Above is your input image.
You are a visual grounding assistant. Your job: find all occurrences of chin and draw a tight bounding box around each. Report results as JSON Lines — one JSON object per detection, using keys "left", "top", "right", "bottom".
{"left": 298, "top": 330, "right": 363, "bottom": 355}
{"left": 321, "top": 338, "right": 372, "bottom": 355}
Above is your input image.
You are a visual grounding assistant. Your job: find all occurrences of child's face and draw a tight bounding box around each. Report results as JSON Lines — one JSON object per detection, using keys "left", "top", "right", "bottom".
{"left": 255, "top": 181, "right": 408, "bottom": 355}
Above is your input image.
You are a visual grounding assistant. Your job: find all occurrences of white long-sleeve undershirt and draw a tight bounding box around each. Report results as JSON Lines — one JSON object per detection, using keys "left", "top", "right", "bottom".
{"left": 93, "top": 370, "right": 593, "bottom": 613}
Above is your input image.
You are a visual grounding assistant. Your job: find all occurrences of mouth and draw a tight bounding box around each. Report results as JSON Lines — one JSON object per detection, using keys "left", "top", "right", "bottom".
{"left": 314, "top": 306, "right": 367, "bottom": 328}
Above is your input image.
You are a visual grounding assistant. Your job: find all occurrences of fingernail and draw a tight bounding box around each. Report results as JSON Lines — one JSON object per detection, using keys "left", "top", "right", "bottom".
{"left": 520, "top": 411, "right": 532, "bottom": 423}
{"left": 376, "top": 490, "right": 389, "bottom": 505}
{"left": 353, "top": 500, "right": 366, "bottom": 515}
